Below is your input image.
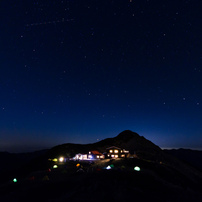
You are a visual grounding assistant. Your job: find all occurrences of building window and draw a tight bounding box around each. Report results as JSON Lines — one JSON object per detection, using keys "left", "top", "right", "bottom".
{"left": 109, "top": 150, "right": 113, "bottom": 153}
{"left": 114, "top": 150, "right": 119, "bottom": 153}
{"left": 115, "top": 155, "right": 118, "bottom": 158}
{"left": 111, "top": 155, "right": 114, "bottom": 158}
{"left": 97, "top": 155, "right": 100, "bottom": 158}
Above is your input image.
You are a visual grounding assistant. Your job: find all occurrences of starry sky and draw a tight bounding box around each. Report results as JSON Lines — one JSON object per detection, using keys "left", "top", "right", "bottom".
{"left": 0, "top": 0, "right": 201, "bottom": 153}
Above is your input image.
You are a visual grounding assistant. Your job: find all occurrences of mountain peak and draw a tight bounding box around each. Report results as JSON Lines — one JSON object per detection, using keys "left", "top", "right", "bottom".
{"left": 116, "top": 130, "right": 140, "bottom": 140}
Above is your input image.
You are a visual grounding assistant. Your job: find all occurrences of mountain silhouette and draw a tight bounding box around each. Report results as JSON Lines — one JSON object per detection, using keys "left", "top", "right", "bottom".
{"left": 47, "top": 130, "right": 161, "bottom": 160}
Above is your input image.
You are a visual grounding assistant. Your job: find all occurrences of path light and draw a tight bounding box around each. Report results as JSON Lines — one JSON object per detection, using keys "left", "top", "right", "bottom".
{"left": 53, "top": 165, "right": 58, "bottom": 168}
{"left": 106, "top": 165, "right": 111, "bottom": 170}
{"left": 134, "top": 166, "right": 141, "bottom": 171}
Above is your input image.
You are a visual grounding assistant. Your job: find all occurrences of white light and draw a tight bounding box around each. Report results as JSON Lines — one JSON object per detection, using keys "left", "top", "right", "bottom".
{"left": 106, "top": 166, "right": 111, "bottom": 170}
{"left": 59, "top": 157, "right": 64, "bottom": 162}
{"left": 134, "top": 166, "right": 140, "bottom": 171}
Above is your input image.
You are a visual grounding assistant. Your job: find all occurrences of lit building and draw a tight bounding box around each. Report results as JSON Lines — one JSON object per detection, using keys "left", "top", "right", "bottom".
{"left": 88, "top": 150, "right": 105, "bottom": 159}
{"left": 74, "top": 150, "right": 104, "bottom": 160}
{"left": 105, "top": 146, "right": 129, "bottom": 158}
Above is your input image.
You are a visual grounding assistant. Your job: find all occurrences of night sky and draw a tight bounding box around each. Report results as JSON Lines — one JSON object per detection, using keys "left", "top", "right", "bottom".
{"left": 0, "top": 0, "right": 201, "bottom": 153}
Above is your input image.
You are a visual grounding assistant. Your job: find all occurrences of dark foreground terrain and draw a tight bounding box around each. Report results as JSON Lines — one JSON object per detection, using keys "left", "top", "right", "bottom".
{"left": 1, "top": 131, "right": 202, "bottom": 201}
{"left": 1, "top": 158, "right": 202, "bottom": 202}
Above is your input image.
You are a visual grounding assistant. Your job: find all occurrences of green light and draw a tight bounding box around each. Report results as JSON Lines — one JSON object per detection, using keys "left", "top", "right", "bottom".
{"left": 53, "top": 165, "right": 58, "bottom": 168}
{"left": 13, "top": 178, "right": 17, "bottom": 183}
{"left": 134, "top": 166, "right": 140, "bottom": 171}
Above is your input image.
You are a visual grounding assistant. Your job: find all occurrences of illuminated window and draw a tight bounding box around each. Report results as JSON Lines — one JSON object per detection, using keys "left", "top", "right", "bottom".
{"left": 114, "top": 150, "right": 119, "bottom": 153}
{"left": 115, "top": 155, "right": 118, "bottom": 158}
{"left": 107, "top": 154, "right": 110, "bottom": 157}
{"left": 109, "top": 150, "right": 113, "bottom": 153}
{"left": 111, "top": 155, "right": 114, "bottom": 157}
{"left": 97, "top": 155, "right": 100, "bottom": 158}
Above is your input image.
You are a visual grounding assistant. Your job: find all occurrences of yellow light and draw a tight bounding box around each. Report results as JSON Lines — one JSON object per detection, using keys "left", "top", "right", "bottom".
{"left": 114, "top": 150, "right": 118, "bottom": 153}
{"left": 59, "top": 157, "right": 64, "bottom": 162}
{"left": 109, "top": 150, "right": 113, "bottom": 153}
{"left": 52, "top": 158, "right": 58, "bottom": 162}
{"left": 76, "top": 163, "right": 80, "bottom": 167}
{"left": 115, "top": 155, "right": 118, "bottom": 158}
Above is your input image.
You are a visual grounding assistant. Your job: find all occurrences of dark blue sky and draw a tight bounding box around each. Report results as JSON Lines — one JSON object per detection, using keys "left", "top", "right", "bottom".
{"left": 0, "top": 0, "right": 201, "bottom": 152}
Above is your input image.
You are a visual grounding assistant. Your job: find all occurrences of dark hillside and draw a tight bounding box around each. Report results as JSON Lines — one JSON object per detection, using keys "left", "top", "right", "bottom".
{"left": 164, "top": 149, "right": 202, "bottom": 171}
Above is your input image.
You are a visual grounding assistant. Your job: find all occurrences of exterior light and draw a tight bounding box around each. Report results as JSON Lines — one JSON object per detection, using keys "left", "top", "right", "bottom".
{"left": 52, "top": 158, "right": 58, "bottom": 162}
{"left": 109, "top": 150, "right": 113, "bottom": 153}
{"left": 134, "top": 166, "right": 140, "bottom": 171}
{"left": 59, "top": 157, "right": 64, "bottom": 162}
{"left": 114, "top": 150, "right": 118, "bottom": 153}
